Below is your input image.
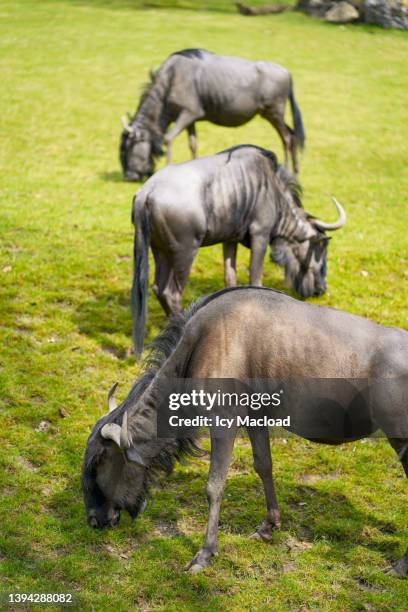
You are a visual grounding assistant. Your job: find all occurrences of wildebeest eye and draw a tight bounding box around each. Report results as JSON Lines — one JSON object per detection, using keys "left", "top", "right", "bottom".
{"left": 311, "top": 235, "right": 331, "bottom": 246}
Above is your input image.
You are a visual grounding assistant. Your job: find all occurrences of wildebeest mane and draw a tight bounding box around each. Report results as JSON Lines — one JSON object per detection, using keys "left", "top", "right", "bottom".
{"left": 82, "top": 298, "right": 208, "bottom": 497}
{"left": 127, "top": 296, "right": 208, "bottom": 401}
{"left": 123, "top": 297, "right": 211, "bottom": 486}
{"left": 276, "top": 164, "right": 303, "bottom": 208}
{"left": 172, "top": 48, "right": 209, "bottom": 60}
{"left": 137, "top": 75, "right": 155, "bottom": 111}
{"left": 130, "top": 68, "right": 170, "bottom": 157}
{"left": 219, "top": 144, "right": 279, "bottom": 171}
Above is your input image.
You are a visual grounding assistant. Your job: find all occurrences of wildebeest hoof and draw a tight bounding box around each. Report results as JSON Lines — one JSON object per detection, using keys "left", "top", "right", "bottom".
{"left": 249, "top": 530, "right": 273, "bottom": 543}
{"left": 384, "top": 550, "right": 408, "bottom": 578}
{"left": 185, "top": 548, "right": 214, "bottom": 572}
{"left": 188, "top": 563, "right": 206, "bottom": 574}
{"left": 250, "top": 517, "right": 280, "bottom": 542}
{"left": 384, "top": 561, "right": 408, "bottom": 578}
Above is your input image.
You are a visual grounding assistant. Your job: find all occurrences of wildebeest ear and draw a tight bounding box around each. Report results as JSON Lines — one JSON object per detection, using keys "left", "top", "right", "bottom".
{"left": 100, "top": 423, "right": 148, "bottom": 466}
{"left": 100, "top": 423, "right": 121, "bottom": 447}
{"left": 125, "top": 446, "right": 148, "bottom": 467}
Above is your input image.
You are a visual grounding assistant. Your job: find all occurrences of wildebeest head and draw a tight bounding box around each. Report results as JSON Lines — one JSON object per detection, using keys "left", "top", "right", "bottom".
{"left": 82, "top": 384, "right": 148, "bottom": 528}
{"left": 119, "top": 116, "right": 162, "bottom": 181}
{"left": 271, "top": 198, "right": 346, "bottom": 298}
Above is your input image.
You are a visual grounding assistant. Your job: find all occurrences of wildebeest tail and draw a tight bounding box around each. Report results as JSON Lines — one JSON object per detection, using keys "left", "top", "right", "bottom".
{"left": 289, "top": 85, "right": 305, "bottom": 150}
{"left": 131, "top": 195, "right": 150, "bottom": 356}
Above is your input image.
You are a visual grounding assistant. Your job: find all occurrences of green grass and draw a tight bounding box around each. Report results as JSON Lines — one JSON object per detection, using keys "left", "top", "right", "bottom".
{"left": 1, "top": 0, "right": 407, "bottom": 609}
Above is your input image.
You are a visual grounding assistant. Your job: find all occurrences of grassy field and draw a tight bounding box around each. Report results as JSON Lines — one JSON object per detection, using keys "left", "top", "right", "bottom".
{"left": 1, "top": 0, "right": 408, "bottom": 610}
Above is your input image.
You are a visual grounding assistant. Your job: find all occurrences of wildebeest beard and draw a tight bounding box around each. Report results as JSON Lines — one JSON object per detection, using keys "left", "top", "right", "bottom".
{"left": 271, "top": 234, "right": 329, "bottom": 298}
{"left": 119, "top": 127, "right": 164, "bottom": 181}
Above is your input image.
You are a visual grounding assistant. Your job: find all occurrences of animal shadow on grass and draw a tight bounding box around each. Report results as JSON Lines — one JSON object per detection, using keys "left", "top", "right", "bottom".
{"left": 74, "top": 289, "right": 165, "bottom": 357}
{"left": 45, "top": 475, "right": 217, "bottom": 608}
{"left": 280, "top": 484, "right": 400, "bottom": 559}
{"left": 99, "top": 171, "right": 126, "bottom": 183}
{"left": 74, "top": 289, "right": 132, "bottom": 357}
{"left": 71, "top": 262, "right": 238, "bottom": 356}
{"left": 47, "top": 470, "right": 401, "bottom": 581}
{"left": 74, "top": 260, "right": 299, "bottom": 358}
{"left": 223, "top": 478, "right": 400, "bottom": 562}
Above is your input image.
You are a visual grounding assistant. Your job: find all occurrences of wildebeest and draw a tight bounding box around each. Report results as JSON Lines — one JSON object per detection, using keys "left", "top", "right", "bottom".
{"left": 82, "top": 286, "right": 408, "bottom": 575}
{"left": 131, "top": 145, "right": 345, "bottom": 354}
{"left": 119, "top": 48, "right": 305, "bottom": 180}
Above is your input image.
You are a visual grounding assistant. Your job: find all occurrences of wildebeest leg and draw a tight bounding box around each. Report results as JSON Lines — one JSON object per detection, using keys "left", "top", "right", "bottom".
{"left": 384, "top": 437, "right": 408, "bottom": 577}
{"left": 186, "top": 431, "right": 237, "bottom": 573}
{"left": 152, "top": 248, "right": 173, "bottom": 315}
{"left": 262, "top": 109, "right": 293, "bottom": 171}
{"left": 152, "top": 248, "right": 162, "bottom": 298}
{"left": 247, "top": 427, "right": 281, "bottom": 541}
{"left": 164, "top": 109, "right": 203, "bottom": 164}
{"left": 272, "top": 120, "right": 294, "bottom": 172}
{"left": 187, "top": 124, "right": 198, "bottom": 159}
{"left": 158, "top": 248, "right": 198, "bottom": 315}
{"left": 223, "top": 242, "right": 237, "bottom": 287}
{"left": 249, "top": 233, "right": 269, "bottom": 286}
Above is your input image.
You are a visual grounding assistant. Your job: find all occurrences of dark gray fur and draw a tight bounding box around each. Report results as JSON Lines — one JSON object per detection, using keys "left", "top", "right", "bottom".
{"left": 131, "top": 145, "right": 341, "bottom": 354}
{"left": 82, "top": 286, "right": 408, "bottom": 576}
{"left": 119, "top": 49, "right": 305, "bottom": 180}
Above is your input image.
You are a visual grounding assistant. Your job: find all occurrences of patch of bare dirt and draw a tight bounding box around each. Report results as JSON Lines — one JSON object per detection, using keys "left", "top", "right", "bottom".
{"left": 103, "top": 544, "right": 133, "bottom": 561}
{"left": 1, "top": 486, "right": 15, "bottom": 497}
{"left": 281, "top": 559, "right": 296, "bottom": 573}
{"left": 134, "top": 595, "right": 162, "bottom": 611}
{"left": 152, "top": 521, "right": 180, "bottom": 538}
{"left": 14, "top": 456, "right": 38, "bottom": 472}
{"left": 298, "top": 471, "right": 341, "bottom": 484}
{"left": 177, "top": 516, "right": 203, "bottom": 537}
{"left": 285, "top": 534, "right": 313, "bottom": 553}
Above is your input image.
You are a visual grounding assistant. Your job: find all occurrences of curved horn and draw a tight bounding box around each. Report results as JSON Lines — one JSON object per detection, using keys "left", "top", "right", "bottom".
{"left": 120, "top": 410, "right": 130, "bottom": 449}
{"left": 121, "top": 115, "right": 133, "bottom": 134}
{"left": 107, "top": 382, "right": 119, "bottom": 412}
{"left": 314, "top": 197, "right": 346, "bottom": 232}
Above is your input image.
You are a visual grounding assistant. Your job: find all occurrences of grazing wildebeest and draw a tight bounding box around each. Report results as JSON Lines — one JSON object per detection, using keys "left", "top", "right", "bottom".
{"left": 131, "top": 145, "right": 345, "bottom": 354}
{"left": 119, "top": 48, "right": 305, "bottom": 180}
{"left": 82, "top": 287, "right": 408, "bottom": 575}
